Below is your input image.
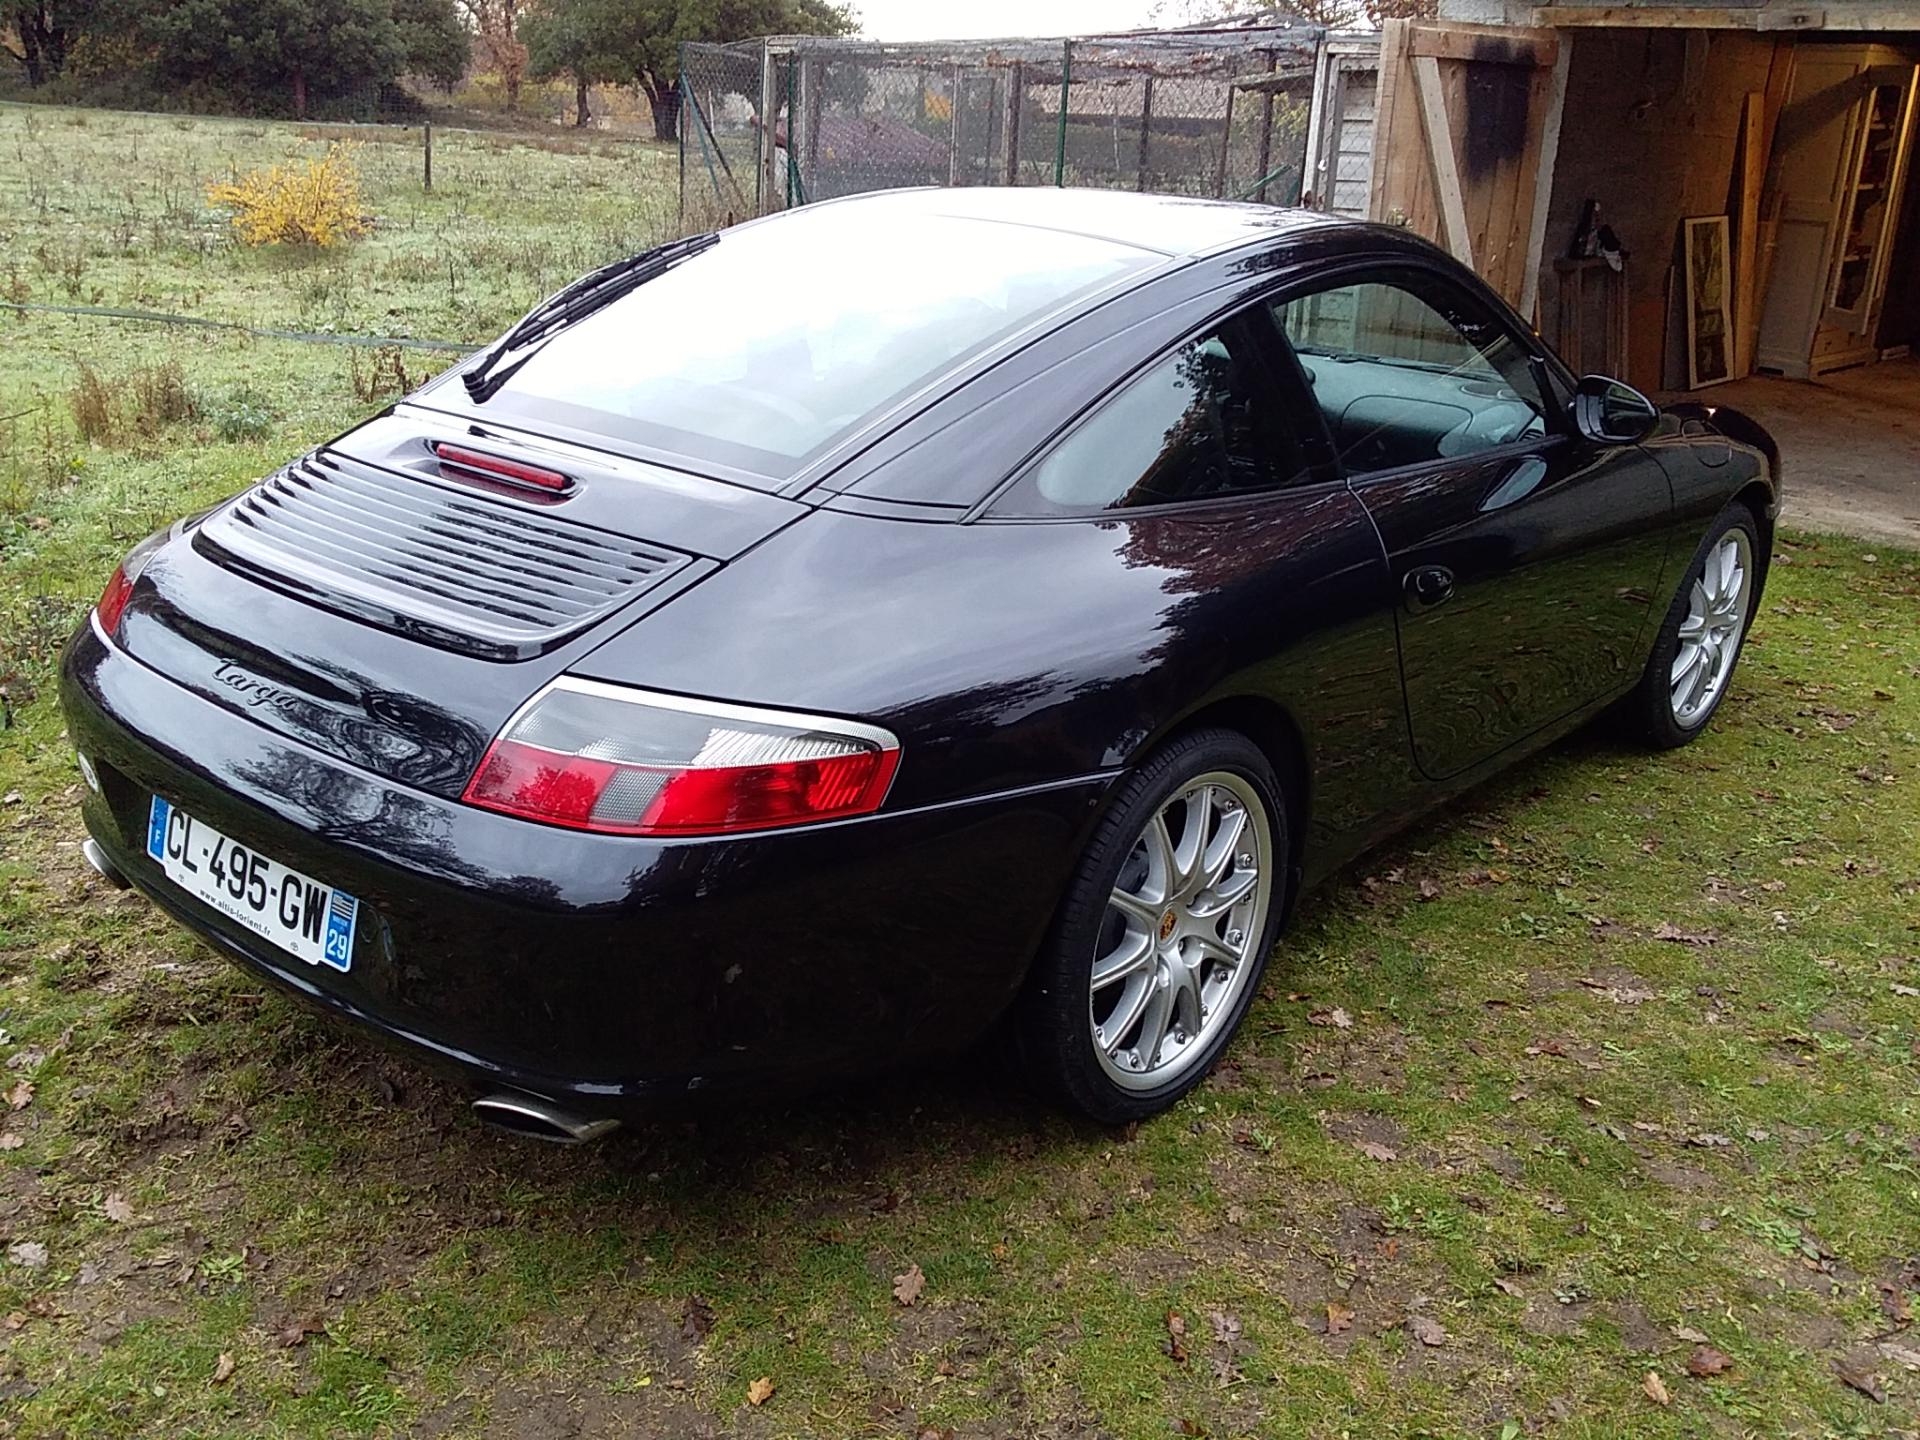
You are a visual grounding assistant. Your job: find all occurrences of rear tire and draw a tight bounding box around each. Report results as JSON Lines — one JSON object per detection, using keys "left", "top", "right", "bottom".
{"left": 1622, "top": 504, "right": 1760, "bottom": 750}
{"left": 1018, "top": 729, "right": 1287, "bottom": 1124}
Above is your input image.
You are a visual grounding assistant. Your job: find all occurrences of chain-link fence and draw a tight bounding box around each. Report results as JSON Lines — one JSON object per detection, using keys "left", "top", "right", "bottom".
{"left": 679, "top": 25, "right": 1325, "bottom": 229}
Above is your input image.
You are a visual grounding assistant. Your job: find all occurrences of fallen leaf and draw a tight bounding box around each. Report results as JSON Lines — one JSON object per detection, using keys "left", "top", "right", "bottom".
{"left": 1672, "top": 1325, "right": 1711, "bottom": 1344}
{"left": 1892, "top": 983, "right": 1920, "bottom": 998}
{"left": 1687, "top": 1345, "right": 1733, "bottom": 1377}
{"left": 680, "top": 1295, "right": 714, "bottom": 1343}
{"left": 1224, "top": 1203, "right": 1248, "bottom": 1226}
{"left": 0, "top": 1133, "right": 22, "bottom": 1151}
{"left": 5, "top": 1081, "right": 32, "bottom": 1111}
{"left": 1652, "top": 922, "right": 1716, "bottom": 946}
{"left": 1492, "top": 1278, "right": 1523, "bottom": 1298}
{"left": 1175, "top": 1421, "right": 1206, "bottom": 1438}
{"left": 1407, "top": 1314, "right": 1446, "bottom": 1348}
{"left": 1417, "top": 878, "right": 1441, "bottom": 901}
{"left": 1324, "top": 1302, "right": 1353, "bottom": 1335}
{"left": 1879, "top": 1342, "right": 1920, "bottom": 1371}
{"left": 102, "top": 1194, "right": 134, "bottom": 1224}
{"left": 276, "top": 1318, "right": 322, "bottom": 1349}
{"left": 1353, "top": 1139, "right": 1398, "bottom": 1162}
{"left": 1308, "top": 1007, "right": 1353, "bottom": 1030}
{"left": 211, "top": 1352, "right": 235, "bottom": 1385}
{"left": 7, "top": 1241, "right": 47, "bottom": 1269}
{"left": 1833, "top": 1361, "right": 1885, "bottom": 1403}
{"left": 1879, "top": 1283, "right": 1913, "bottom": 1327}
{"left": 891, "top": 1264, "right": 925, "bottom": 1307}
{"left": 1165, "top": 1308, "right": 1189, "bottom": 1363}
{"left": 746, "top": 1375, "right": 775, "bottom": 1407}
{"left": 1208, "top": 1309, "right": 1241, "bottom": 1346}
{"left": 1642, "top": 1371, "right": 1670, "bottom": 1406}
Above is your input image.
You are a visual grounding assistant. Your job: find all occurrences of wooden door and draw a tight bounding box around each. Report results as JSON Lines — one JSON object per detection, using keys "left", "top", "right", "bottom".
{"left": 1367, "top": 21, "right": 1571, "bottom": 320}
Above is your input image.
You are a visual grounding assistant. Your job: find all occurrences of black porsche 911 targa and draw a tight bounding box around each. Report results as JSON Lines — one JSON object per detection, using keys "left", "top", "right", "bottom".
{"left": 61, "top": 188, "right": 1780, "bottom": 1138}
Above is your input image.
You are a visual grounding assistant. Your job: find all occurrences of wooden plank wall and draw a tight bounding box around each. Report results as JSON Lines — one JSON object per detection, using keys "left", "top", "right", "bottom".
{"left": 1368, "top": 21, "right": 1563, "bottom": 312}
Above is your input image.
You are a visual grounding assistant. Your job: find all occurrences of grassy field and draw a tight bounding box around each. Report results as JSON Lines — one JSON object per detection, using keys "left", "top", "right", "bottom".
{"left": 1, "top": 105, "right": 1918, "bottom": 1439}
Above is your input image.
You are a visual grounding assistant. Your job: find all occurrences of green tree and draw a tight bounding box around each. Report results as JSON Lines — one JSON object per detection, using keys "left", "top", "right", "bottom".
{"left": 392, "top": 0, "right": 470, "bottom": 89}
{"left": 523, "top": 0, "right": 855, "bottom": 141}
{"left": 1, "top": 0, "right": 103, "bottom": 85}
{"left": 522, "top": 0, "right": 625, "bottom": 127}
{"left": 145, "top": 0, "right": 402, "bottom": 115}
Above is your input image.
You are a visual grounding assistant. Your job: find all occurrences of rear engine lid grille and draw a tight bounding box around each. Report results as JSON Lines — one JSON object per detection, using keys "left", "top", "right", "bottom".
{"left": 198, "top": 451, "right": 693, "bottom": 659}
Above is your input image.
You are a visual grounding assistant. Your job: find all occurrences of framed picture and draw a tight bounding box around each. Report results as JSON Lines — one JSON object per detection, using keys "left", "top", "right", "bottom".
{"left": 1682, "top": 215, "right": 1734, "bottom": 389}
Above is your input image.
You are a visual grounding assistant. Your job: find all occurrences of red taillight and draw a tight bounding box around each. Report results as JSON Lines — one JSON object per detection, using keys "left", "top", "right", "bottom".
{"left": 434, "top": 443, "right": 571, "bottom": 494}
{"left": 95, "top": 564, "right": 134, "bottom": 638}
{"left": 462, "top": 680, "right": 901, "bottom": 838}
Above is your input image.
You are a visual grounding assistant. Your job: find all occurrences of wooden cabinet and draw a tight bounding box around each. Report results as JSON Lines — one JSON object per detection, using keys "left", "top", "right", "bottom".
{"left": 1756, "top": 43, "right": 1918, "bottom": 378}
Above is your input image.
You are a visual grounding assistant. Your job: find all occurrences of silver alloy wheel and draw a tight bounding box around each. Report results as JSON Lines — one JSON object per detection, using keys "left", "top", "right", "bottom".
{"left": 1670, "top": 527, "right": 1753, "bottom": 729}
{"left": 1089, "top": 772, "right": 1273, "bottom": 1092}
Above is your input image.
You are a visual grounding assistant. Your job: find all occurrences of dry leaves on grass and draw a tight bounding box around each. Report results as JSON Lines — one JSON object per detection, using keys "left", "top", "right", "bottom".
{"left": 1652, "top": 922, "right": 1718, "bottom": 947}
{"left": 1687, "top": 1346, "right": 1733, "bottom": 1377}
{"left": 1407, "top": 1314, "right": 1447, "bottom": 1348}
{"left": 746, "top": 1376, "right": 775, "bottom": 1406}
{"left": 1308, "top": 1007, "right": 1353, "bottom": 1030}
{"left": 1880, "top": 1342, "right": 1920, "bottom": 1371}
{"left": 1834, "top": 1361, "right": 1886, "bottom": 1404}
{"left": 680, "top": 1295, "right": 715, "bottom": 1343}
{"left": 1672, "top": 1325, "right": 1711, "bottom": 1344}
{"left": 0, "top": 1134, "right": 22, "bottom": 1151}
{"left": 6, "top": 1241, "right": 46, "bottom": 1269}
{"left": 1353, "top": 1140, "right": 1398, "bottom": 1163}
{"left": 892, "top": 1264, "right": 925, "bottom": 1307}
{"left": 1164, "top": 1309, "right": 1189, "bottom": 1363}
{"left": 1642, "top": 1371, "right": 1671, "bottom": 1406}
{"left": 211, "top": 1352, "right": 235, "bottom": 1385}
{"left": 276, "top": 1318, "right": 323, "bottom": 1349}
{"left": 102, "top": 1193, "right": 134, "bottom": 1224}
{"left": 5, "top": 1081, "right": 31, "bottom": 1111}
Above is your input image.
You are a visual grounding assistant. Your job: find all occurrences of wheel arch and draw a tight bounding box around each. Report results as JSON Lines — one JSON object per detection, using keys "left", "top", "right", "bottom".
{"left": 1148, "top": 693, "right": 1312, "bottom": 925}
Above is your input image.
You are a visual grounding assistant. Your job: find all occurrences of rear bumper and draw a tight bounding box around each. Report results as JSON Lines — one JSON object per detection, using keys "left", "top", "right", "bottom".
{"left": 60, "top": 623, "right": 1112, "bottom": 1112}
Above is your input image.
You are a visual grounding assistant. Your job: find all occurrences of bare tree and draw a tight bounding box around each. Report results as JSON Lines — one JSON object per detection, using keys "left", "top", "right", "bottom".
{"left": 456, "top": 0, "right": 526, "bottom": 107}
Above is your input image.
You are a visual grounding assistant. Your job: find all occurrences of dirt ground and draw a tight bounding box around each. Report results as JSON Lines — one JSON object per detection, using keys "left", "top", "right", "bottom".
{"left": 1691, "top": 357, "right": 1920, "bottom": 549}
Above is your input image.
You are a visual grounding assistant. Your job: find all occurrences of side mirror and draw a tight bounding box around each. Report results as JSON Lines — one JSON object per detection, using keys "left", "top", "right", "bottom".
{"left": 1572, "top": 375, "right": 1659, "bottom": 445}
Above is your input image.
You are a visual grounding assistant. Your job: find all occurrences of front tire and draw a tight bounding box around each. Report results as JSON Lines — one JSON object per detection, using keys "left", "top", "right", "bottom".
{"left": 1623, "top": 504, "right": 1760, "bottom": 749}
{"left": 1018, "top": 729, "right": 1287, "bottom": 1124}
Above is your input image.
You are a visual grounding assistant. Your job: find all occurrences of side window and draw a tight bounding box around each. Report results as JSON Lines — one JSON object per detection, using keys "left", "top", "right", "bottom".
{"left": 1273, "top": 272, "right": 1550, "bottom": 477}
{"left": 1002, "top": 317, "right": 1309, "bottom": 514}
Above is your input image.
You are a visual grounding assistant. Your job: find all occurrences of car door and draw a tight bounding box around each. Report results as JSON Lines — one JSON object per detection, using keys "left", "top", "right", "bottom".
{"left": 1267, "top": 263, "right": 1674, "bottom": 781}
{"left": 987, "top": 305, "right": 1412, "bottom": 875}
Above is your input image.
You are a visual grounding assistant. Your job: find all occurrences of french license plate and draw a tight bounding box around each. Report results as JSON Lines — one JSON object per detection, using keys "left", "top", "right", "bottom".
{"left": 145, "top": 796, "right": 358, "bottom": 972}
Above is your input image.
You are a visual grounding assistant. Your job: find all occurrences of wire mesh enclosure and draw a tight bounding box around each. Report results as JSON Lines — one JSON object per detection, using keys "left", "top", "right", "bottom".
{"left": 679, "top": 25, "right": 1327, "bottom": 229}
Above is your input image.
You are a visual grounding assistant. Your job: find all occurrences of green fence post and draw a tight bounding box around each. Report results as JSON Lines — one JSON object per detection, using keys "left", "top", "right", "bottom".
{"left": 1055, "top": 40, "right": 1071, "bottom": 188}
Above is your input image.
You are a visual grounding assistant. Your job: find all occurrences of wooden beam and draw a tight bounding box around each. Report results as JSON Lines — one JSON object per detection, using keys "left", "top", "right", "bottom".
{"left": 1413, "top": 54, "right": 1474, "bottom": 268}
{"left": 1732, "top": 91, "right": 1765, "bottom": 377}
{"left": 1367, "top": 20, "right": 1412, "bottom": 222}
{"left": 1532, "top": 4, "right": 1920, "bottom": 26}
{"left": 1519, "top": 34, "right": 1573, "bottom": 323}
{"left": 1408, "top": 27, "right": 1557, "bottom": 66}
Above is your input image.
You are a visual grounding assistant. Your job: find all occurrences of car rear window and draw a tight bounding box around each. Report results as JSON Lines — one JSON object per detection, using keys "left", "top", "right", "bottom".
{"left": 439, "top": 207, "right": 1157, "bottom": 483}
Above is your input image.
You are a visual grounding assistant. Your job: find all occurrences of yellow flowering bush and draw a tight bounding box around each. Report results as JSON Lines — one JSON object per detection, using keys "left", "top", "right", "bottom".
{"left": 206, "top": 144, "right": 370, "bottom": 248}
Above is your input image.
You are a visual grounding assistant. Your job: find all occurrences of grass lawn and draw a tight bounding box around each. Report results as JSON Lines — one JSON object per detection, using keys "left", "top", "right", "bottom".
{"left": 2, "top": 105, "right": 1918, "bottom": 1440}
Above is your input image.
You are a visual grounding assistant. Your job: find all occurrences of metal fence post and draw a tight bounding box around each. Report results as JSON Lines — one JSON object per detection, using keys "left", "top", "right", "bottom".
{"left": 422, "top": 123, "right": 432, "bottom": 192}
{"left": 1136, "top": 75, "right": 1154, "bottom": 192}
{"left": 1006, "top": 62, "right": 1023, "bottom": 186}
{"left": 949, "top": 63, "right": 962, "bottom": 186}
{"left": 1055, "top": 40, "right": 1071, "bottom": 187}
{"left": 757, "top": 37, "right": 774, "bottom": 215}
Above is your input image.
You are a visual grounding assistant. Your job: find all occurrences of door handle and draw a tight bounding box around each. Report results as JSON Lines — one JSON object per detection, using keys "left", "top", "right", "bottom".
{"left": 1404, "top": 565, "right": 1455, "bottom": 612}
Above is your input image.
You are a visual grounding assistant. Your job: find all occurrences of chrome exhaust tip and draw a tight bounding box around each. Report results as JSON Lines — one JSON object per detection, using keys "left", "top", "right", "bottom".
{"left": 471, "top": 1091, "right": 619, "bottom": 1145}
{"left": 81, "top": 838, "right": 130, "bottom": 890}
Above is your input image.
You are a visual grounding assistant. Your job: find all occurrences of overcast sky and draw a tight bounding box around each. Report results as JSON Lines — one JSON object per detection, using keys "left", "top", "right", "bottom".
{"left": 853, "top": 1, "right": 1165, "bottom": 41}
